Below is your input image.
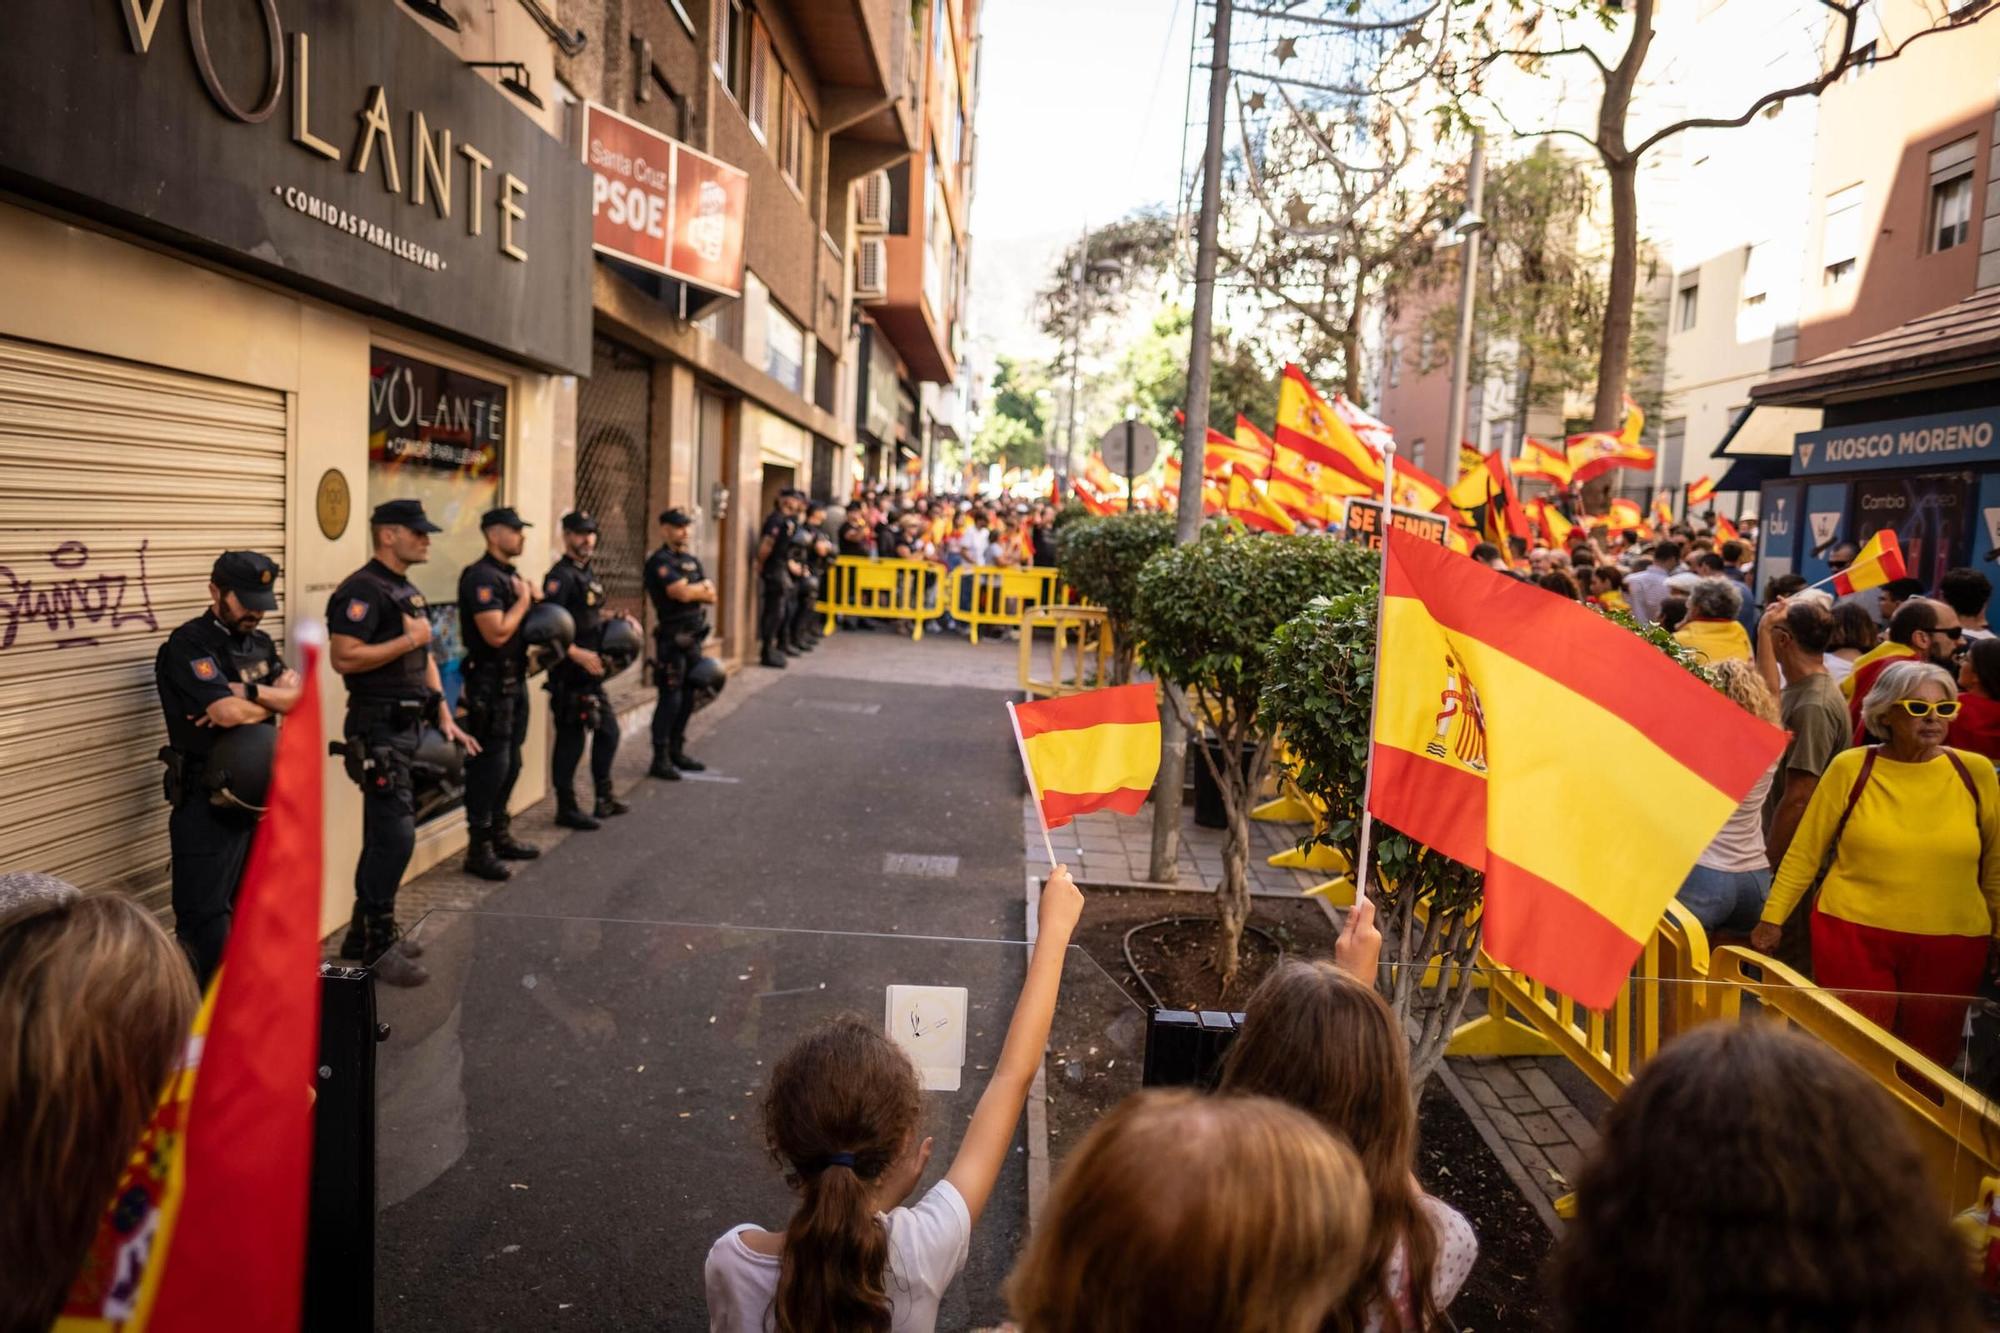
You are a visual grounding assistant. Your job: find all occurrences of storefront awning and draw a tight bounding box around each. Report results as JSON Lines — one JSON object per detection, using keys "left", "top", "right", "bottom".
{"left": 1710, "top": 402, "right": 1823, "bottom": 490}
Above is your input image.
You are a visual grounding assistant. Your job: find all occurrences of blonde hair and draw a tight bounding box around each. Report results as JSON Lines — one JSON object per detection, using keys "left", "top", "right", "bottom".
{"left": 0, "top": 893, "right": 198, "bottom": 1332}
{"left": 1861, "top": 660, "right": 1957, "bottom": 738}
{"left": 1006, "top": 1090, "right": 1372, "bottom": 1333}
{"left": 1709, "top": 658, "right": 1780, "bottom": 725}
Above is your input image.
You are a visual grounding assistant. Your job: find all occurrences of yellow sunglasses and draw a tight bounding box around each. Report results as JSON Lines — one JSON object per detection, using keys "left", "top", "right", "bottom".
{"left": 1893, "top": 698, "right": 1962, "bottom": 719}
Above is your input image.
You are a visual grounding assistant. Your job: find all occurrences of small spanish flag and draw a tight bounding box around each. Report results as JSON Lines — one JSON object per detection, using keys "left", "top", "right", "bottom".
{"left": 1227, "top": 463, "right": 1296, "bottom": 534}
{"left": 1369, "top": 529, "right": 1785, "bottom": 1007}
{"left": 1008, "top": 683, "right": 1162, "bottom": 828}
{"left": 1714, "top": 514, "right": 1740, "bottom": 544}
{"left": 1833, "top": 528, "right": 1907, "bottom": 595}
{"left": 1686, "top": 475, "right": 1716, "bottom": 506}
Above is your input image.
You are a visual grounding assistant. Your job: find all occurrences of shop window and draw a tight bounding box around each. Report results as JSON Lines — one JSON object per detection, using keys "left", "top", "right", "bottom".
{"left": 766, "top": 303, "right": 806, "bottom": 395}
{"left": 1928, "top": 138, "right": 1976, "bottom": 253}
{"left": 575, "top": 336, "right": 653, "bottom": 624}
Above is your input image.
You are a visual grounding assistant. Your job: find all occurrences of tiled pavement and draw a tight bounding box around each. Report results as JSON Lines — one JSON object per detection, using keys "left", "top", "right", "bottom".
{"left": 1021, "top": 797, "right": 1329, "bottom": 895}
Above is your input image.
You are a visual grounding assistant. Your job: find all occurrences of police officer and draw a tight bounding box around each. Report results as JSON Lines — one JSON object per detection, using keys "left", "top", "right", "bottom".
{"left": 787, "top": 500, "right": 834, "bottom": 653}
{"left": 755, "top": 488, "right": 806, "bottom": 668}
{"left": 643, "top": 507, "right": 718, "bottom": 780}
{"left": 457, "top": 506, "right": 543, "bottom": 881}
{"left": 153, "top": 551, "right": 302, "bottom": 986}
{"left": 544, "top": 511, "right": 636, "bottom": 827}
{"left": 328, "top": 499, "right": 479, "bottom": 988}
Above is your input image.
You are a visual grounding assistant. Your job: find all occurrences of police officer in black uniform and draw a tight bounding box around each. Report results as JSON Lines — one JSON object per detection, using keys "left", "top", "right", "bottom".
{"left": 328, "top": 499, "right": 479, "bottom": 988}
{"left": 643, "top": 507, "right": 718, "bottom": 780}
{"left": 456, "top": 506, "right": 543, "bottom": 881}
{"left": 755, "top": 489, "right": 806, "bottom": 668}
{"left": 154, "top": 551, "right": 302, "bottom": 986}
{"left": 544, "top": 511, "right": 636, "bottom": 828}
{"left": 787, "top": 500, "right": 834, "bottom": 653}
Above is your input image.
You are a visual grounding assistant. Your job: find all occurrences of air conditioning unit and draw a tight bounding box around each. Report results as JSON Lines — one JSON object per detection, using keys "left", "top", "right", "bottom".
{"left": 855, "top": 236, "right": 888, "bottom": 301}
{"left": 856, "top": 170, "right": 890, "bottom": 231}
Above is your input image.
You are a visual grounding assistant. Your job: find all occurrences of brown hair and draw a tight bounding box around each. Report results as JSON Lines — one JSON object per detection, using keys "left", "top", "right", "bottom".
{"left": 1550, "top": 1022, "right": 1978, "bottom": 1333}
{"left": 0, "top": 893, "right": 198, "bottom": 1331}
{"left": 761, "top": 1015, "right": 923, "bottom": 1333}
{"left": 1218, "top": 961, "right": 1439, "bottom": 1333}
{"left": 1007, "top": 1090, "right": 1370, "bottom": 1333}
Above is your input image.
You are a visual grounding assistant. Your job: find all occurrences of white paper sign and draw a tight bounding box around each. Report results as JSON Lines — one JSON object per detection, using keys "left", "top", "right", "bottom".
{"left": 885, "top": 985, "right": 968, "bottom": 1091}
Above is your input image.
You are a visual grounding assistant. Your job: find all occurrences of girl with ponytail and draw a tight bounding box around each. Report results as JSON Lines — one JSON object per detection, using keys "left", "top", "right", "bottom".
{"left": 706, "top": 865, "right": 1085, "bottom": 1332}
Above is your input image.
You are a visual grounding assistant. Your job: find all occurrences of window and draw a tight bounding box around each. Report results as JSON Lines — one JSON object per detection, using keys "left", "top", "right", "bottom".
{"left": 1842, "top": 41, "right": 1876, "bottom": 80}
{"left": 778, "top": 75, "right": 808, "bottom": 195}
{"left": 886, "top": 160, "right": 911, "bottom": 235}
{"left": 714, "top": 0, "right": 744, "bottom": 100}
{"left": 766, "top": 302, "right": 806, "bottom": 395}
{"left": 1389, "top": 335, "right": 1404, "bottom": 388}
{"left": 1929, "top": 137, "right": 1977, "bottom": 253}
{"left": 1738, "top": 240, "right": 1773, "bottom": 339}
{"left": 1675, "top": 277, "right": 1699, "bottom": 332}
{"left": 746, "top": 17, "right": 771, "bottom": 142}
{"left": 1822, "top": 183, "right": 1862, "bottom": 283}
{"left": 923, "top": 148, "right": 948, "bottom": 316}
{"left": 1661, "top": 417, "right": 1687, "bottom": 491}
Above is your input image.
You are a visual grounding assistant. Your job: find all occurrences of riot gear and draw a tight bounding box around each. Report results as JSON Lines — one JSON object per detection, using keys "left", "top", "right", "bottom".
{"left": 411, "top": 726, "right": 466, "bottom": 785}
{"left": 597, "top": 616, "right": 643, "bottom": 679}
{"left": 205, "top": 723, "right": 275, "bottom": 814}
{"left": 522, "top": 602, "right": 576, "bottom": 677}
{"left": 689, "top": 656, "right": 727, "bottom": 712}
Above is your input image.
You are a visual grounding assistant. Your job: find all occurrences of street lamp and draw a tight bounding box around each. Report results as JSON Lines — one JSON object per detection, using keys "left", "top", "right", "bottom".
{"left": 1438, "top": 127, "right": 1486, "bottom": 490}
{"left": 1062, "top": 230, "right": 1125, "bottom": 495}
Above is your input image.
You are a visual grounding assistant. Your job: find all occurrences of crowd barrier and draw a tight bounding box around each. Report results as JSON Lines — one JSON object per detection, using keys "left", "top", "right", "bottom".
{"left": 948, "top": 565, "right": 1064, "bottom": 644}
{"left": 814, "top": 557, "right": 945, "bottom": 639}
{"left": 1018, "top": 605, "right": 1115, "bottom": 699}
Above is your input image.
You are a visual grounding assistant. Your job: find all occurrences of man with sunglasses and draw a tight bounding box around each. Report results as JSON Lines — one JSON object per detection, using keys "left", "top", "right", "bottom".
{"left": 1848, "top": 599, "right": 1961, "bottom": 743}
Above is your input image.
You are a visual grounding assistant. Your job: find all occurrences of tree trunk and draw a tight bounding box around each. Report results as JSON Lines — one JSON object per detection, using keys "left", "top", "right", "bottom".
{"left": 1593, "top": 154, "right": 1641, "bottom": 433}
{"left": 1214, "top": 809, "right": 1251, "bottom": 983}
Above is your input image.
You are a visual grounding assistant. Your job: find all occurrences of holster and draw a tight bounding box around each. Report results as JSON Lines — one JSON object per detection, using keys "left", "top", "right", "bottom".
{"left": 548, "top": 680, "right": 603, "bottom": 730}
{"left": 158, "top": 746, "right": 188, "bottom": 806}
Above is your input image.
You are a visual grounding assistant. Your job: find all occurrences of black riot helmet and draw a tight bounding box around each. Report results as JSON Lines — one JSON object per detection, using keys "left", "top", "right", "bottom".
{"left": 206, "top": 724, "right": 276, "bottom": 814}
{"left": 521, "top": 602, "right": 576, "bottom": 677}
{"left": 410, "top": 727, "right": 466, "bottom": 785}
{"left": 688, "top": 656, "right": 727, "bottom": 713}
{"left": 597, "top": 617, "right": 643, "bottom": 679}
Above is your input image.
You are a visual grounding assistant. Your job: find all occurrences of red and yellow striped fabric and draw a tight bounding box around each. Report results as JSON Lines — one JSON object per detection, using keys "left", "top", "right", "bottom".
{"left": 1833, "top": 528, "right": 1906, "bottom": 595}
{"left": 1368, "top": 529, "right": 1785, "bottom": 1008}
{"left": 1512, "top": 437, "right": 1573, "bottom": 487}
{"left": 1226, "top": 464, "right": 1295, "bottom": 534}
{"left": 1686, "top": 474, "right": 1716, "bottom": 506}
{"left": 1276, "top": 363, "right": 1381, "bottom": 487}
{"left": 1012, "top": 683, "right": 1161, "bottom": 827}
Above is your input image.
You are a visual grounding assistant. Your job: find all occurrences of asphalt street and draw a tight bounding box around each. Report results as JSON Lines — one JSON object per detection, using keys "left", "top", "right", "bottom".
{"left": 371, "top": 634, "right": 1044, "bottom": 1330}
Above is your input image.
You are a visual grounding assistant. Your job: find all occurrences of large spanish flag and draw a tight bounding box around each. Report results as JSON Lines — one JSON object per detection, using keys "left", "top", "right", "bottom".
{"left": 1567, "top": 429, "right": 1656, "bottom": 484}
{"left": 1009, "top": 683, "right": 1161, "bottom": 827}
{"left": 1832, "top": 528, "right": 1906, "bottom": 595}
{"left": 1512, "top": 437, "right": 1573, "bottom": 487}
{"left": 1276, "top": 364, "right": 1381, "bottom": 487}
{"left": 1369, "top": 530, "right": 1785, "bottom": 1007}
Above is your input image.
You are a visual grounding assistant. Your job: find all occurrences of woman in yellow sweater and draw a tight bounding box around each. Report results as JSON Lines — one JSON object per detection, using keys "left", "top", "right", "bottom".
{"left": 1750, "top": 660, "right": 2000, "bottom": 1065}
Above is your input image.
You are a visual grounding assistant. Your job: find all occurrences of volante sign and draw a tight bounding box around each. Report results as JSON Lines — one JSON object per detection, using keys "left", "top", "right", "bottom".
{"left": 0, "top": 1, "right": 591, "bottom": 375}
{"left": 584, "top": 102, "right": 747, "bottom": 297}
{"left": 1791, "top": 407, "right": 2000, "bottom": 476}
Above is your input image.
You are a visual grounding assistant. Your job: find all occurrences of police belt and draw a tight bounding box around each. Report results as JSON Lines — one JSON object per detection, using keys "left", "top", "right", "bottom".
{"left": 462, "top": 657, "right": 525, "bottom": 691}
{"left": 343, "top": 694, "right": 432, "bottom": 729}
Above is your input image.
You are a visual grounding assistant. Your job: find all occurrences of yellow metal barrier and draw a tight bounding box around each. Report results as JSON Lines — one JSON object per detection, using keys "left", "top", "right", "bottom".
{"left": 947, "top": 565, "right": 1063, "bottom": 644}
{"left": 816, "top": 557, "right": 945, "bottom": 640}
{"left": 1018, "top": 605, "right": 1114, "bottom": 698}
{"left": 1707, "top": 946, "right": 2000, "bottom": 1212}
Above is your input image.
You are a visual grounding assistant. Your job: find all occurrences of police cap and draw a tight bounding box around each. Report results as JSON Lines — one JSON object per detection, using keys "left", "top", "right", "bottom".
{"left": 561, "top": 511, "right": 599, "bottom": 534}
{"left": 482, "top": 506, "right": 532, "bottom": 530}
{"left": 658, "top": 507, "right": 695, "bottom": 528}
{"left": 371, "top": 498, "right": 443, "bottom": 533}
{"left": 211, "top": 550, "right": 281, "bottom": 612}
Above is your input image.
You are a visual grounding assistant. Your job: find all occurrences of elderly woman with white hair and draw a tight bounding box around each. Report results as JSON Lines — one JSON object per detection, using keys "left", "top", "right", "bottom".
{"left": 1751, "top": 660, "right": 2000, "bottom": 1064}
{"left": 1671, "top": 576, "right": 1753, "bottom": 665}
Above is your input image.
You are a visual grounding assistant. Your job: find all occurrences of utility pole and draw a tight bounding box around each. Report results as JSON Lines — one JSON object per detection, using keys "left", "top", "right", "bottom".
{"left": 1063, "top": 223, "right": 1090, "bottom": 498}
{"left": 1441, "top": 126, "right": 1486, "bottom": 490}
{"left": 1149, "top": 0, "right": 1231, "bottom": 884}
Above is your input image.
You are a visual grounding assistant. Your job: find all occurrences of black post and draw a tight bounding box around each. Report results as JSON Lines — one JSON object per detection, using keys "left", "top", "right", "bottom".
{"left": 1124, "top": 419, "right": 1136, "bottom": 512}
{"left": 305, "top": 964, "right": 381, "bottom": 1333}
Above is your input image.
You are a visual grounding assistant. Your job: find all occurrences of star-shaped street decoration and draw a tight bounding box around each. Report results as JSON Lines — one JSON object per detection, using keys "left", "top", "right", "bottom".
{"left": 1273, "top": 35, "right": 1298, "bottom": 65}
{"left": 1285, "top": 195, "right": 1314, "bottom": 228}
{"left": 1246, "top": 90, "right": 1267, "bottom": 113}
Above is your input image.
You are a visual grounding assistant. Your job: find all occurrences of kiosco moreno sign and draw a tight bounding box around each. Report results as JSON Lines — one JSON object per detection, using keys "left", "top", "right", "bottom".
{"left": 584, "top": 103, "right": 747, "bottom": 298}
{"left": 0, "top": 1, "right": 591, "bottom": 376}
{"left": 1791, "top": 407, "right": 2000, "bottom": 477}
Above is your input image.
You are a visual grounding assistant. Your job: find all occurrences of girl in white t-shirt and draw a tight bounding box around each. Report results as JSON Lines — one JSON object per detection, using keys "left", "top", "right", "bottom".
{"left": 705, "top": 866, "right": 1085, "bottom": 1333}
{"left": 1217, "top": 900, "right": 1478, "bottom": 1333}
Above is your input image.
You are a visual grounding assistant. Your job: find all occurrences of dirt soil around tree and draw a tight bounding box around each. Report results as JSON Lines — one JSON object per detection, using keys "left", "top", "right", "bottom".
{"left": 1049, "top": 884, "right": 1553, "bottom": 1330}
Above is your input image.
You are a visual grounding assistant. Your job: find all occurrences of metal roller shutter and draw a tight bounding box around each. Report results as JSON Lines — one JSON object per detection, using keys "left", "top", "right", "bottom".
{"left": 0, "top": 336, "right": 288, "bottom": 912}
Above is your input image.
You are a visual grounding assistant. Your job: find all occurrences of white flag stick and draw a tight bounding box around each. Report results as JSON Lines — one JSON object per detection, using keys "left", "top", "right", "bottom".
{"left": 1354, "top": 442, "right": 1398, "bottom": 903}
{"left": 1006, "top": 700, "right": 1061, "bottom": 867}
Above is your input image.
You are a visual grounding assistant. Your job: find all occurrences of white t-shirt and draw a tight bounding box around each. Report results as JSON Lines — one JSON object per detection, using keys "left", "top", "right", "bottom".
{"left": 1697, "top": 760, "right": 1778, "bottom": 873}
{"left": 705, "top": 1179, "right": 972, "bottom": 1333}
{"left": 1367, "top": 1195, "right": 1479, "bottom": 1333}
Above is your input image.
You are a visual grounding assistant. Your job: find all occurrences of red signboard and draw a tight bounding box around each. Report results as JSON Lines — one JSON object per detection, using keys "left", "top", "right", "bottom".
{"left": 583, "top": 103, "right": 747, "bottom": 297}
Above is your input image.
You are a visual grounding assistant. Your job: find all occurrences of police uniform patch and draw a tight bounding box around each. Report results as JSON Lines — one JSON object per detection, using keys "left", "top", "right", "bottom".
{"left": 547, "top": 578, "right": 562, "bottom": 596}
{"left": 346, "top": 599, "right": 369, "bottom": 621}
{"left": 191, "top": 656, "right": 220, "bottom": 682}
{"left": 409, "top": 595, "right": 426, "bottom": 610}
{"left": 477, "top": 585, "right": 494, "bottom": 604}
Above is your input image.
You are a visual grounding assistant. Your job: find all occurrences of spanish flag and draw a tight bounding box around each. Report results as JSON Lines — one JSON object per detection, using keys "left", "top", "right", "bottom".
{"left": 1369, "top": 530, "right": 1785, "bottom": 1007}
{"left": 1333, "top": 393, "right": 1398, "bottom": 455}
{"left": 1226, "top": 463, "right": 1296, "bottom": 534}
{"left": 1604, "top": 497, "right": 1645, "bottom": 534}
{"left": 1618, "top": 394, "right": 1645, "bottom": 447}
{"left": 1651, "top": 494, "right": 1675, "bottom": 532}
{"left": 1686, "top": 474, "right": 1716, "bottom": 506}
{"left": 1530, "top": 498, "right": 1574, "bottom": 547}
{"left": 1567, "top": 430, "right": 1656, "bottom": 485}
{"left": 1009, "top": 683, "right": 1162, "bottom": 827}
{"left": 1276, "top": 364, "right": 1381, "bottom": 487}
{"left": 1512, "top": 437, "right": 1573, "bottom": 487}
{"left": 1234, "top": 415, "right": 1279, "bottom": 466}
{"left": 1073, "top": 475, "right": 1119, "bottom": 515}
{"left": 1714, "top": 514, "right": 1740, "bottom": 544}
{"left": 1832, "top": 528, "right": 1907, "bottom": 595}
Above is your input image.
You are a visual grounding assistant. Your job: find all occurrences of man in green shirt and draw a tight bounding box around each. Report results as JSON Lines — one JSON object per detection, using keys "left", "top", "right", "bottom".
{"left": 1757, "top": 598, "right": 1849, "bottom": 867}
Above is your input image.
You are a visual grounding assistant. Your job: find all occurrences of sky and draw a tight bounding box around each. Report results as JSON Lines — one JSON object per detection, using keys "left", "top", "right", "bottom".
{"left": 969, "top": 0, "right": 1197, "bottom": 244}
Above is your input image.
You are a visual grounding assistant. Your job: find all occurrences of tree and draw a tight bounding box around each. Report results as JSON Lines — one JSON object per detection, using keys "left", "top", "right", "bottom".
{"left": 971, "top": 355, "right": 1052, "bottom": 470}
{"left": 1036, "top": 208, "right": 1178, "bottom": 348}
{"left": 1446, "top": 0, "right": 1997, "bottom": 432}
{"left": 1120, "top": 306, "right": 1279, "bottom": 438}
{"left": 1132, "top": 530, "right": 1378, "bottom": 982}
{"left": 1055, "top": 511, "right": 1176, "bottom": 684}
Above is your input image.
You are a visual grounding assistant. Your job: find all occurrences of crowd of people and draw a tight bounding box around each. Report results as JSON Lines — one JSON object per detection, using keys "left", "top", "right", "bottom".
{"left": 3, "top": 868, "right": 1983, "bottom": 1331}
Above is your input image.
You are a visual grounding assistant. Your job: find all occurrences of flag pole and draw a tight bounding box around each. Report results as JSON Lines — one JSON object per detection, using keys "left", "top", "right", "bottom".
{"left": 1006, "top": 700, "right": 1062, "bottom": 867}
{"left": 1354, "top": 442, "right": 1397, "bottom": 905}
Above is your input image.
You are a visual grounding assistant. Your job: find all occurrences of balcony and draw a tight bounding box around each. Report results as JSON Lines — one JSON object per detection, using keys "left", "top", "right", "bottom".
{"left": 769, "top": 0, "right": 919, "bottom": 157}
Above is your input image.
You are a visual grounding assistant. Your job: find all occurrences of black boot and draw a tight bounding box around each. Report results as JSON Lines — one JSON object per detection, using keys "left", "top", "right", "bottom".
{"left": 670, "top": 746, "right": 705, "bottom": 772}
{"left": 648, "top": 743, "right": 682, "bottom": 780}
{"left": 594, "top": 780, "right": 631, "bottom": 818}
{"left": 363, "top": 912, "right": 429, "bottom": 988}
{"left": 782, "top": 640, "right": 804, "bottom": 656}
{"left": 555, "top": 791, "right": 601, "bottom": 830}
{"left": 760, "top": 644, "right": 788, "bottom": 668}
{"left": 789, "top": 637, "right": 815, "bottom": 653}
{"left": 492, "top": 812, "right": 540, "bottom": 860}
{"left": 463, "top": 827, "right": 511, "bottom": 882}
{"left": 337, "top": 903, "right": 367, "bottom": 961}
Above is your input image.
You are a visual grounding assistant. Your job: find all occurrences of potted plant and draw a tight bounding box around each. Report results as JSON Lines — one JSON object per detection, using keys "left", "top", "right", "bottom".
{"left": 1055, "top": 510, "right": 1175, "bottom": 684}
{"left": 1131, "top": 528, "right": 1376, "bottom": 982}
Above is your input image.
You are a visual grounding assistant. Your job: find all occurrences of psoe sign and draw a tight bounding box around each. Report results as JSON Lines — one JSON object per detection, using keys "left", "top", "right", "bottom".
{"left": 584, "top": 103, "right": 747, "bottom": 298}
{"left": 1792, "top": 407, "right": 2000, "bottom": 476}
